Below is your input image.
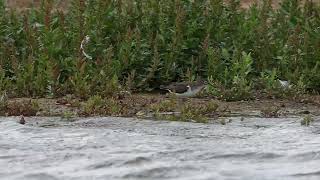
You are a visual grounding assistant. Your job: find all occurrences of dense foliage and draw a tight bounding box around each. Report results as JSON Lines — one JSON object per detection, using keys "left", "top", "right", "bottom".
{"left": 0, "top": 0, "right": 319, "bottom": 100}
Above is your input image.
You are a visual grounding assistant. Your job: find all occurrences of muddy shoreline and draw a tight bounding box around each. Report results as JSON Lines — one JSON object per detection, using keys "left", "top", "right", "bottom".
{"left": 1, "top": 94, "right": 320, "bottom": 122}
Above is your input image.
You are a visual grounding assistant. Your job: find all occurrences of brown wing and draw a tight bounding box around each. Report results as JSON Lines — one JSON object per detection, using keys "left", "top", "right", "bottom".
{"left": 160, "top": 82, "right": 189, "bottom": 93}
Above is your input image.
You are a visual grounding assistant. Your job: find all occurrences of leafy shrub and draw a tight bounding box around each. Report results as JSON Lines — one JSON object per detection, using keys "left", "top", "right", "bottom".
{"left": 0, "top": 0, "right": 320, "bottom": 100}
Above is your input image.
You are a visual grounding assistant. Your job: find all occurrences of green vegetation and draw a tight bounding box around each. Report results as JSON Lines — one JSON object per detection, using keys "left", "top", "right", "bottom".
{"left": 301, "top": 114, "right": 314, "bottom": 126}
{"left": 261, "top": 105, "right": 281, "bottom": 118}
{"left": 4, "top": 99, "right": 39, "bottom": 116}
{"left": 150, "top": 97, "right": 177, "bottom": 113}
{"left": 151, "top": 98, "right": 219, "bottom": 123}
{"left": 61, "top": 110, "right": 76, "bottom": 121}
{"left": 81, "top": 95, "right": 122, "bottom": 116}
{"left": 0, "top": 0, "right": 320, "bottom": 100}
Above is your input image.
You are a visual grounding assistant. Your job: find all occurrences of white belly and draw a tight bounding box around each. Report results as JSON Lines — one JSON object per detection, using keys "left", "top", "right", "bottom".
{"left": 174, "top": 86, "right": 204, "bottom": 97}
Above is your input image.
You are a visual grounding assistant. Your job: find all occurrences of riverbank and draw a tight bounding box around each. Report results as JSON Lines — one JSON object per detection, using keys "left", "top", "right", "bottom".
{"left": 1, "top": 93, "right": 320, "bottom": 124}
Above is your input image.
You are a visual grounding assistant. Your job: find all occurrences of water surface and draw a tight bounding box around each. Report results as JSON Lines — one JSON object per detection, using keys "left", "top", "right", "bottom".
{"left": 1, "top": 117, "right": 320, "bottom": 180}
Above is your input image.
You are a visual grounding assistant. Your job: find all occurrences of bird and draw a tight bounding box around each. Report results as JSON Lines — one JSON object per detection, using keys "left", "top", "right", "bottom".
{"left": 160, "top": 80, "right": 207, "bottom": 97}
{"left": 19, "top": 115, "right": 25, "bottom": 125}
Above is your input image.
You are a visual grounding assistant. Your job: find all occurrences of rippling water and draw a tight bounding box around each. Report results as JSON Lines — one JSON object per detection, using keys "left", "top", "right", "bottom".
{"left": 1, "top": 116, "right": 320, "bottom": 180}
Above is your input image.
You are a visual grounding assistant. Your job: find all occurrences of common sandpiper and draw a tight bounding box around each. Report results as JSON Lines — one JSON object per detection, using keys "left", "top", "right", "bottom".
{"left": 160, "top": 80, "right": 207, "bottom": 97}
